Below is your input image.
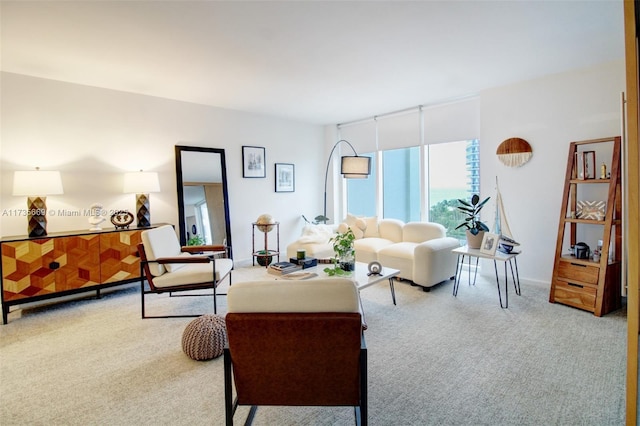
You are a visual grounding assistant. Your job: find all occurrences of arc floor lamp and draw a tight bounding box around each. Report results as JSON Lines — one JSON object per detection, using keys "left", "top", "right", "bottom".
{"left": 321, "top": 139, "right": 371, "bottom": 223}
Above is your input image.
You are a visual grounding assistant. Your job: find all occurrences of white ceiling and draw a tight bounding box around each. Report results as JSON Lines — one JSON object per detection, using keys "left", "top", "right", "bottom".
{"left": 0, "top": 1, "right": 625, "bottom": 126}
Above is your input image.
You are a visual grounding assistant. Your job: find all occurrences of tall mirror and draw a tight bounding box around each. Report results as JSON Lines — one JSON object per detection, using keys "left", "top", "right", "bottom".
{"left": 175, "top": 145, "right": 232, "bottom": 258}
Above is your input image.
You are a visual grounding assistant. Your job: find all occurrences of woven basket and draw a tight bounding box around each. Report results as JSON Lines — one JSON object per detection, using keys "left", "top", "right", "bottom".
{"left": 182, "top": 314, "right": 227, "bottom": 361}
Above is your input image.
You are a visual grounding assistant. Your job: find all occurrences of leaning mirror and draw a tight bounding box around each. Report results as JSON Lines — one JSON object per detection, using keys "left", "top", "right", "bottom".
{"left": 175, "top": 145, "right": 232, "bottom": 258}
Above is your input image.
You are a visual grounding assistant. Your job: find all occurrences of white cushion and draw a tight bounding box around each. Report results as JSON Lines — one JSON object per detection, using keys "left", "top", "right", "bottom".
{"left": 378, "top": 219, "right": 404, "bottom": 242}
{"left": 363, "top": 216, "right": 379, "bottom": 238}
{"left": 151, "top": 258, "right": 233, "bottom": 289}
{"left": 354, "top": 237, "right": 394, "bottom": 263}
{"left": 402, "top": 222, "right": 446, "bottom": 243}
{"left": 227, "top": 278, "right": 359, "bottom": 313}
{"left": 141, "top": 225, "right": 182, "bottom": 276}
{"left": 378, "top": 242, "right": 417, "bottom": 281}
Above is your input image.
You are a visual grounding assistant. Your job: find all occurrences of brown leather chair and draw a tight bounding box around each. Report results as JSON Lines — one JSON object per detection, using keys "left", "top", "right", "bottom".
{"left": 137, "top": 225, "right": 233, "bottom": 318}
{"left": 224, "top": 278, "right": 367, "bottom": 425}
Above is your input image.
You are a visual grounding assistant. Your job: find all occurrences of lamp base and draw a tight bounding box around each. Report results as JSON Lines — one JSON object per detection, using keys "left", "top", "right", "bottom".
{"left": 136, "top": 193, "right": 151, "bottom": 228}
{"left": 27, "top": 196, "right": 48, "bottom": 238}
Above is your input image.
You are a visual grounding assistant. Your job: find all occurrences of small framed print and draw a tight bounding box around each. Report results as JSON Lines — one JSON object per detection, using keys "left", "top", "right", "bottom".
{"left": 583, "top": 151, "right": 596, "bottom": 179}
{"left": 480, "top": 232, "right": 499, "bottom": 256}
{"left": 275, "top": 163, "right": 295, "bottom": 192}
{"left": 242, "top": 146, "right": 266, "bottom": 178}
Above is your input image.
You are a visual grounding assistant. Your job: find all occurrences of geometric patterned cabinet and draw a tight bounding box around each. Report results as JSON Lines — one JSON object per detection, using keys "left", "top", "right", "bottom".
{"left": 0, "top": 225, "right": 162, "bottom": 324}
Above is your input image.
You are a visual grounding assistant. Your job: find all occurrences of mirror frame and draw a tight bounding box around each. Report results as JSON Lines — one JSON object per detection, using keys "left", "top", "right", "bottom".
{"left": 175, "top": 145, "right": 232, "bottom": 258}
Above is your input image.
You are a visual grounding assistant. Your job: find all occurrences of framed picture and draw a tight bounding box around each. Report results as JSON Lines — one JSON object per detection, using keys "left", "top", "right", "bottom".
{"left": 575, "top": 152, "right": 585, "bottom": 180}
{"left": 275, "top": 163, "right": 295, "bottom": 192}
{"left": 576, "top": 200, "right": 606, "bottom": 221}
{"left": 242, "top": 146, "right": 266, "bottom": 178}
{"left": 480, "top": 232, "right": 499, "bottom": 256}
{"left": 583, "top": 151, "right": 596, "bottom": 179}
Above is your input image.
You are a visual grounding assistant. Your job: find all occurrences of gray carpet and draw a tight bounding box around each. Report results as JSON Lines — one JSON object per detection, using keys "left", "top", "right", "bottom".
{"left": 0, "top": 266, "right": 626, "bottom": 425}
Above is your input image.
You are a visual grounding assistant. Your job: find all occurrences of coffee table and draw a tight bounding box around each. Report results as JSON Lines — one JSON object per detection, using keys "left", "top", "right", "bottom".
{"left": 270, "top": 261, "right": 400, "bottom": 305}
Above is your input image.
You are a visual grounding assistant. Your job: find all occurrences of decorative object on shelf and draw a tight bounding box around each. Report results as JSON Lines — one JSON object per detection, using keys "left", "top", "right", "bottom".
{"left": 275, "top": 163, "right": 295, "bottom": 192}
{"left": 110, "top": 210, "right": 134, "bottom": 229}
{"left": 575, "top": 242, "right": 590, "bottom": 259}
{"left": 480, "top": 232, "right": 499, "bottom": 256}
{"left": 575, "top": 150, "right": 596, "bottom": 179}
{"left": 496, "top": 137, "right": 533, "bottom": 167}
{"left": 242, "top": 146, "right": 266, "bottom": 178}
{"left": 325, "top": 228, "right": 356, "bottom": 274}
{"left": 123, "top": 170, "right": 160, "bottom": 228}
{"left": 367, "top": 261, "right": 383, "bottom": 276}
{"left": 88, "top": 203, "right": 106, "bottom": 231}
{"left": 576, "top": 200, "right": 606, "bottom": 221}
{"left": 297, "top": 249, "right": 306, "bottom": 260}
{"left": 12, "top": 167, "right": 64, "bottom": 238}
{"left": 256, "top": 250, "right": 273, "bottom": 266}
{"left": 600, "top": 162, "right": 607, "bottom": 179}
{"left": 455, "top": 194, "right": 490, "bottom": 249}
{"left": 319, "top": 139, "right": 371, "bottom": 224}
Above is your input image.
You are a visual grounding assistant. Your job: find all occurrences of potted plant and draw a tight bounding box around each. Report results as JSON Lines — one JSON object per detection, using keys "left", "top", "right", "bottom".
{"left": 455, "top": 194, "right": 490, "bottom": 249}
{"left": 187, "top": 235, "right": 205, "bottom": 246}
{"left": 324, "top": 228, "right": 356, "bottom": 275}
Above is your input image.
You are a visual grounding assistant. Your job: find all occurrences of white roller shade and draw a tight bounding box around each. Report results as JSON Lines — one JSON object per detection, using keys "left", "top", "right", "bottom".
{"left": 377, "top": 109, "right": 421, "bottom": 151}
{"left": 423, "top": 97, "right": 480, "bottom": 145}
{"left": 337, "top": 120, "right": 377, "bottom": 154}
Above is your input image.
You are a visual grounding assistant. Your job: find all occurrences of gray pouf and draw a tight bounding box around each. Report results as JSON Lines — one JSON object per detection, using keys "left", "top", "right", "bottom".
{"left": 182, "top": 314, "right": 227, "bottom": 361}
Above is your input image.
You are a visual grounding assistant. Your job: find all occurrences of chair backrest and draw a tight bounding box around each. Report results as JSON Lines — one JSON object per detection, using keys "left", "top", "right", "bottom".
{"left": 226, "top": 278, "right": 364, "bottom": 406}
{"left": 140, "top": 225, "right": 182, "bottom": 276}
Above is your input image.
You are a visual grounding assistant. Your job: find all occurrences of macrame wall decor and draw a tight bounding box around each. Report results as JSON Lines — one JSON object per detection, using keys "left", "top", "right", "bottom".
{"left": 496, "top": 137, "right": 533, "bottom": 167}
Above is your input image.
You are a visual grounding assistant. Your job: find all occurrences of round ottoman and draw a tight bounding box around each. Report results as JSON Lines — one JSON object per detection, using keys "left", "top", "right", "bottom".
{"left": 182, "top": 314, "right": 227, "bottom": 361}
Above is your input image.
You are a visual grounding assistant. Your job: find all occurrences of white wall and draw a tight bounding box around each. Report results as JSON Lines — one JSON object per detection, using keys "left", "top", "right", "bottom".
{"left": 0, "top": 72, "right": 325, "bottom": 265}
{"left": 479, "top": 59, "right": 626, "bottom": 284}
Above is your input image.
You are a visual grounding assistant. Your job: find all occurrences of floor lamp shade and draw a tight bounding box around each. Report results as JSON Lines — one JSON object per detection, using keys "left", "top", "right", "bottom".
{"left": 12, "top": 169, "right": 64, "bottom": 238}
{"left": 341, "top": 156, "right": 371, "bottom": 178}
{"left": 123, "top": 171, "right": 160, "bottom": 227}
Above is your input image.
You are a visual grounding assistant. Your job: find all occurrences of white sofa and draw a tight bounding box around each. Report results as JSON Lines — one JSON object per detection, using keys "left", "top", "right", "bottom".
{"left": 286, "top": 216, "right": 460, "bottom": 291}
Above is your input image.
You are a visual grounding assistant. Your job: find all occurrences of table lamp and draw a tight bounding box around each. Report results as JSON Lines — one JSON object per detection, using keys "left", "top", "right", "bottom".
{"left": 123, "top": 170, "right": 160, "bottom": 227}
{"left": 12, "top": 168, "right": 64, "bottom": 237}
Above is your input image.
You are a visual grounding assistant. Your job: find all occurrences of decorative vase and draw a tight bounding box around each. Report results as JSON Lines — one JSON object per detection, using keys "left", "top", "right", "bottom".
{"left": 339, "top": 253, "right": 355, "bottom": 272}
{"left": 466, "top": 230, "right": 485, "bottom": 249}
{"left": 257, "top": 252, "right": 273, "bottom": 266}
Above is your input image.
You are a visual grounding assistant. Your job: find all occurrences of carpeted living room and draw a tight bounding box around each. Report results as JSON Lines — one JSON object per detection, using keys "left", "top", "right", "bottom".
{"left": 1, "top": 1, "right": 639, "bottom": 425}
{"left": 0, "top": 266, "right": 627, "bottom": 425}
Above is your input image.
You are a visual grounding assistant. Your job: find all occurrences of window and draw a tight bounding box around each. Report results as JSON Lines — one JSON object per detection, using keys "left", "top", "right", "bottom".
{"left": 346, "top": 153, "right": 376, "bottom": 217}
{"left": 427, "top": 140, "right": 476, "bottom": 241}
{"left": 382, "top": 147, "right": 421, "bottom": 222}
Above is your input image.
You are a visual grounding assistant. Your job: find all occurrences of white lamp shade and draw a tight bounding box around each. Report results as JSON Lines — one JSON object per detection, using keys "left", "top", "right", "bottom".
{"left": 341, "top": 156, "right": 370, "bottom": 178}
{"left": 123, "top": 171, "right": 160, "bottom": 194}
{"left": 13, "top": 170, "right": 64, "bottom": 196}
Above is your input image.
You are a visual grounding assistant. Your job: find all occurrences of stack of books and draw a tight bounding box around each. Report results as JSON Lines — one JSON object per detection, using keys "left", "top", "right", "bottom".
{"left": 267, "top": 261, "right": 301, "bottom": 276}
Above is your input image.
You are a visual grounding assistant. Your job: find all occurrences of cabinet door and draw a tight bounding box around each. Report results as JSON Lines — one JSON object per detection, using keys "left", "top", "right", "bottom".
{"left": 99, "top": 230, "right": 142, "bottom": 283}
{"left": 1, "top": 235, "right": 101, "bottom": 301}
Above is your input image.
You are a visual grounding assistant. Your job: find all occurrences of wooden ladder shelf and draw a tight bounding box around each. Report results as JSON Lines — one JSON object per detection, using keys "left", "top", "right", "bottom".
{"left": 549, "top": 136, "right": 622, "bottom": 316}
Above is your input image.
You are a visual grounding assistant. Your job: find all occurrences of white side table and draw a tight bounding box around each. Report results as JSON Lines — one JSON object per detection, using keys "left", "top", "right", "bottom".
{"left": 452, "top": 246, "right": 521, "bottom": 308}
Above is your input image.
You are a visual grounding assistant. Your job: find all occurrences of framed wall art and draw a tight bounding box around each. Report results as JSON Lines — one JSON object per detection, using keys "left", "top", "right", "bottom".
{"left": 242, "top": 146, "right": 266, "bottom": 178}
{"left": 275, "top": 163, "right": 295, "bottom": 192}
{"left": 480, "top": 232, "right": 499, "bottom": 256}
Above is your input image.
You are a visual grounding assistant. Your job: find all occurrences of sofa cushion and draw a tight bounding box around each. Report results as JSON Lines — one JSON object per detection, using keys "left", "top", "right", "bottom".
{"left": 377, "top": 242, "right": 416, "bottom": 281}
{"left": 363, "top": 216, "right": 379, "bottom": 238}
{"left": 378, "top": 219, "right": 404, "bottom": 243}
{"left": 338, "top": 216, "right": 366, "bottom": 239}
{"left": 402, "top": 222, "right": 446, "bottom": 243}
{"left": 354, "top": 237, "right": 394, "bottom": 264}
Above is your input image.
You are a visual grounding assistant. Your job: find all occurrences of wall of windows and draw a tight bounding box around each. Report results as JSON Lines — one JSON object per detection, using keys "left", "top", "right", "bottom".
{"left": 340, "top": 98, "right": 480, "bottom": 238}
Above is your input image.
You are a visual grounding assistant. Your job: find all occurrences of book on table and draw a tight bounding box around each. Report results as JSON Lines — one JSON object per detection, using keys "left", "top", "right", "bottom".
{"left": 268, "top": 262, "right": 301, "bottom": 275}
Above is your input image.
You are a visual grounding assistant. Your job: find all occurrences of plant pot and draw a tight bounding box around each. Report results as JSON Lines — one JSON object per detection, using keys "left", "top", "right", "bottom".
{"left": 256, "top": 252, "right": 273, "bottom": 266}
{"left": 466, "top": 230, "right": 485, "bottom": 249}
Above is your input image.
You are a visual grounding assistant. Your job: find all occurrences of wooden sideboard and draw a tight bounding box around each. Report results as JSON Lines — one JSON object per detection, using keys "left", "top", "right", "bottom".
{"left": 0, "top": 225, "right": 164, "bottom": 324}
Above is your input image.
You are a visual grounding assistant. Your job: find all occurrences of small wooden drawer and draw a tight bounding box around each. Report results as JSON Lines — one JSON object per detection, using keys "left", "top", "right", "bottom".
{"left": 557, "top": 261, "right": 599, "bottom": 285}
{"left": 553, "top": 279, "right": 597, "bottom": 311}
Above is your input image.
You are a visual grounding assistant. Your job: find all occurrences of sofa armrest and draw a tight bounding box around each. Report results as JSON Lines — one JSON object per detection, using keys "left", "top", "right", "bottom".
{"left": 413, "top": 237, "right": 461, "bottom": 287}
